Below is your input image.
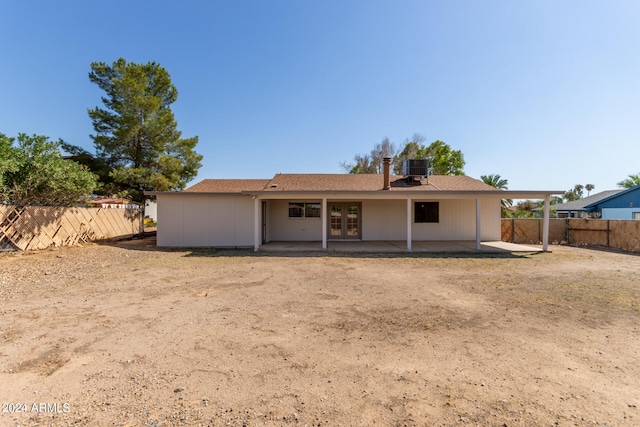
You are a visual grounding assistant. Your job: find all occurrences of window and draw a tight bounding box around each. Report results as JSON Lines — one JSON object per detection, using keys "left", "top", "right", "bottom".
{"left": 415, "top": 201, "right": 439, "bottom": 223}
{"left": 288, "top": 202, "right": 304, "bottom": 218}
{"left": 289, "top": 202, "right": 321, "bottom": 218}
{"left": 305, "top": 203, "right": 321, "bottom": 218}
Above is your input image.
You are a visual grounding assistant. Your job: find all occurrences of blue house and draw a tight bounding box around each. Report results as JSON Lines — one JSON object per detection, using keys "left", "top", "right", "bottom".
{"left": 583, "top": 185, "right": 640, "bottom": 220}
{"left": 551, "top": 190, "right": 621, "bottom": 218}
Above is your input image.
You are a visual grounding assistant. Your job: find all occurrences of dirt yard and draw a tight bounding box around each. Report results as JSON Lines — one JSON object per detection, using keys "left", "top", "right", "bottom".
{"left": 1, "top": 238, "right": 639, "bottom": 427}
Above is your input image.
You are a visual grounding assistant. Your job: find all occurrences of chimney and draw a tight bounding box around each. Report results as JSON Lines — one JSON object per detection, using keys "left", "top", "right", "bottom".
{"left": 383, "top": 157, "right": 391, "bottom": 190}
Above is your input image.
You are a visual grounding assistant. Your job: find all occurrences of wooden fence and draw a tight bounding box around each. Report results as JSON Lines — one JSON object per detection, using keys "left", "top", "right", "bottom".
{"left": 502, "top": 218, "right": 640, "bottom": 253}
{"left": 0, "top": 205, "right": 142, "bottom": 251}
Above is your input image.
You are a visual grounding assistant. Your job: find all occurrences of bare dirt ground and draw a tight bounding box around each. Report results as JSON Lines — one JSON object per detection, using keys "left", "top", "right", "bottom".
{"left": 1, "top": 238, "right": 639, "bottom": 427}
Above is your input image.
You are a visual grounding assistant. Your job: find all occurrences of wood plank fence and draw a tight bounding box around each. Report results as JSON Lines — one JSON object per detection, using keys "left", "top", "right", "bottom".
{"left": 502, "top": 218, "right": 640, "bottom": 253}
{"left": 0, "top": 205, "right": 142, "bottom": 251}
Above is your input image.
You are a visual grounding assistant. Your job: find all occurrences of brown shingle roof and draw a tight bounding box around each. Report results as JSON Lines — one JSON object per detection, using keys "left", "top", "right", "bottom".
{"left": 265, "top": 174, "right": 386, "bottom": 191}
{"left": 185, "top": 179, "right": 270, "bottom": 193}
{"left": 413, "top": 175, "right": 498, "bottom": 192}
{"left": 185, "top": 174, "right": 498, "bottom": 193}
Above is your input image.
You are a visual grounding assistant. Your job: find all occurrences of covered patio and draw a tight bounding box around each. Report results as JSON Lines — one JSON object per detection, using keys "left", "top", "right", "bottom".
{"left": 259, "top": 240, "right": 543, "bottom": 253}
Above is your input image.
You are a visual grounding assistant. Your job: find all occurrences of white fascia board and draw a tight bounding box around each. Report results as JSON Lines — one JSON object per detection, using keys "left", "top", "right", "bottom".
{"left": 242, "top": 190, "right": 564, "bottom": 200}
{"left": 147, "top": 191, "right": 252, "bottom": 197}
{"left": 147, "top": 190, "right": 564, "bottom": 200}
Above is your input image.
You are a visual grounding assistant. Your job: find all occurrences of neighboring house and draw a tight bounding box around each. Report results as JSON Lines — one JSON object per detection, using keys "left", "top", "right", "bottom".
{"left": 552, "top": 190, "right": 622, "bottom": 218}
{"left": 89, "top": 196, "right": 139, "bottom": 210}
{"left": 148, "top": 159, "right": 562, "bottom": 251}
{"left": 145, "top": 199, "right": 158, "bottom": 222}
{"left": 583, "top": 185, "right": 640, "bottom": 220}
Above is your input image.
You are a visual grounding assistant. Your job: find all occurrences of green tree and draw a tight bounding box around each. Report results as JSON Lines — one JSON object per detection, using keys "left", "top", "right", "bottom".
{"left": 392, "top": 136, "right": 465, "bottom": 175}
{"left": 573, "top": 184, "right": 584, "bottom": 198}
{"left": 342, "top": 134, "right": 465, "bottom": 176}
{"left": 60, "top": 142, "right": 118, "bottom": 195}
{"left": 564, "top": 190, "right": 579, "bottom": 202}
{"left": 512, "top": 199, "right": 548, "bottom": 218}
{"left": 0, "top": 134, "right": 19, "bottom": 189}
{"left": 513, "top": 200, "right": 537, "bottom": 218}
{"left": 88, "top": 58, "right": 202, "bottom": 202}
{"left": 617, "top": 173, "right": 640, "bottom": 189}
{"left": 0, "top": 133, "right": 98, "bottom": 206}
{"left": 426, "top": 140, "right": 465, "bottom": 175}
{"left": 585, "top": 183, "right": 595, "bottom": 196}
{"left": 392, "top": 133, "right": 428, "bottom": 174}
{"left": 564, "top": 184, "right": 585, "bottom": 202}
{"left": 480, "top": 173, "right": 512, "bottom": 217}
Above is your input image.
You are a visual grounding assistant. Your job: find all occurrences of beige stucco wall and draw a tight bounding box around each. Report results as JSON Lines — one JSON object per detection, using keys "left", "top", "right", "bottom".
{"left": 157, "top": 194, "right": 502, "bottom": 247}
{"left": 266, "top": 200, "right": 322, "bottom": 241}
{"left": 362, "top": 198, "right": 501, "bottom": 241}
{"left": 361, "top": 200, "right": 407, "bottom": 240}
{"left": 265, "top": 197, "right": 501, "bottom": 242}
{"left": 410, "top": 198, "right": 500, "bottom": 241}
{"left": 480, "top": 198, "right": 501, "bottom": 240}
{"left": 157, "top": 194, "right": 255, "bottom": 247}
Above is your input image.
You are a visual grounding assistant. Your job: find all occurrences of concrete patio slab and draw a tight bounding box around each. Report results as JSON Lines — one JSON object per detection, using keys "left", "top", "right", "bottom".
{"left": 259, "top": 241, "right": 543, "bottom": 253}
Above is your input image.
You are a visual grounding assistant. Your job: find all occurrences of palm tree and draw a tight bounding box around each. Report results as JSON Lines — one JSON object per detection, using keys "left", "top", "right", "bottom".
{"left": 481, "top": 174, "right": 512, "bottom": 217}
{"left": 585, "top": 184, "right": 595, "bottom": 196}
{"left": 573, "top": 184, "right": 584, "bottom": 198}
{"left": 617, "top": 173, "right": 640, "bottom": 189}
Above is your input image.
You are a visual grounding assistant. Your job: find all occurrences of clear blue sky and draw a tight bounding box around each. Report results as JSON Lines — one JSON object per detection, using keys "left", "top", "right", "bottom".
{"left": 1, "top": 1, "right": 638, "bottom": 193}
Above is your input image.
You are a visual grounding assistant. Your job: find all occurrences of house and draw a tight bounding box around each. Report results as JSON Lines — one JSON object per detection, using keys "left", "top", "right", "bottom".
{"left": 145, "top": 199, "right": 158, "bottom": 222}
{"left": 88, "top": 196, "right": 139, "bottom": 210}
{"left": 552, "top": 190, "right": 622, "bottom": 218}
{"left": 582, "top": 185, "right": 640, "bottom": 220}
{"left": 148, "top": 159, "right": 562, "bottom": 251}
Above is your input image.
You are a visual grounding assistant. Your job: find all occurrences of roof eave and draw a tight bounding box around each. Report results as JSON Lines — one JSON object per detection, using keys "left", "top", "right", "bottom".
{"left": 146, "top": 190, "right": 565, "bottom": 198}
{"left": 242, "top": 190, "right": 565, "bottom": 197}
{"left": 145, "top": 191, "right": 249, "bottom": 196}
{"left": 583, "top": 185, "right": 639, "bottom": 209}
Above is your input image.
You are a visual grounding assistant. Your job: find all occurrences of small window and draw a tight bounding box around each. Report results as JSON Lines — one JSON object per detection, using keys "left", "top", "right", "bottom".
{"left": 415, "top": 201, "right": 439, "bottom": 223}
{"left": 305, "top": 203, "right": 321, "bottom": 218}
{"left": 288, "top": 203, "right": 304, "bottom": 218}
{"left": 289, "top": 202, "right": 321, "bottom": 219}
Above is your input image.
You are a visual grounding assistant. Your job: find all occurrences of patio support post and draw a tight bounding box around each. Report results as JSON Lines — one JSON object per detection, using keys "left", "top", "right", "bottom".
{"left": 322, "top": 197, "right": 327, "bottom": 250}
{"left": 476, "top": 198, "right": 481, "bottom": 250}
{"left": 407, "top": 198, "right": 412, "bottom": 252}
{"left": 253, "top": 196, "right": 260, "bottom": 252}
{"left": 543, "top": 195, "right": 550, "bottom": 251}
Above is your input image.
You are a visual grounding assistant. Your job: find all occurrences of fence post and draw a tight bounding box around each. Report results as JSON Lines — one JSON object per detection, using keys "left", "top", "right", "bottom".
{"left": 511, "top": 218, "right": 515, "bottom": 243}
{"left": 607, "top": 220, "right": 610, "bottom": 247}
{"left": 566, "top": 218, "right": 570, "bottom": 244}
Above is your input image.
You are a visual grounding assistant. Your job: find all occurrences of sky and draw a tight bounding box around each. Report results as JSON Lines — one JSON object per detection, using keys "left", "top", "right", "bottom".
{"left": 1, "top": 0, "right": 639, "bottom": 194}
